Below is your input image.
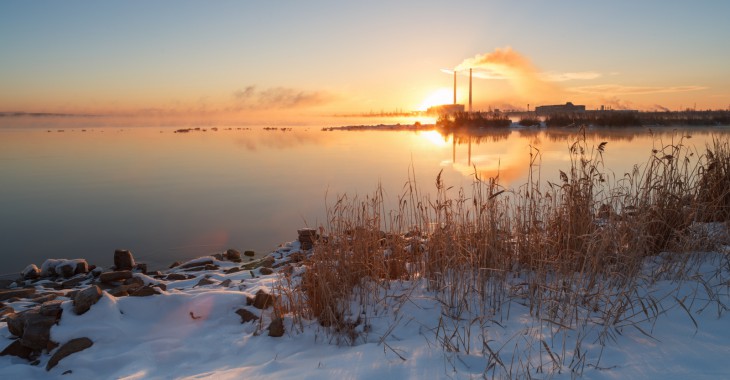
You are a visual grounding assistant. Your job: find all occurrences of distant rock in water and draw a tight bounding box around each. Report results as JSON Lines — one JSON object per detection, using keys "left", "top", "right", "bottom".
{"left": 114, "top": 249, "right": 136, "bottom": 271}
{"left": 226, "top": 249, "right": 242, "bottom": 262}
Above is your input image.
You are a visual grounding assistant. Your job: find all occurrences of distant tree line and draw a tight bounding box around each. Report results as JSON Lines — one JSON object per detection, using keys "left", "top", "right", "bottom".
{"left": 531, "top": 110, "right": 730, "bottom": 128}
{"left": 437, "top": 112, "right": 511, "bottom": 128}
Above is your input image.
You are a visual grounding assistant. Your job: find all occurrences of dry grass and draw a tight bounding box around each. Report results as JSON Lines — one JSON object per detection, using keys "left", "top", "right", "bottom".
{"left": 281, "top": 129, "right": 730, "bottom": 376}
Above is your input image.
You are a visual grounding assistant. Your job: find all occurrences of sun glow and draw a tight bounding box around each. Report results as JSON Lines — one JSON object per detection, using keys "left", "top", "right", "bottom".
{"left": 417, "top": 88, "right": 453, "bottom": 111}
{"left": 418, "top": 130, "right": 449, "bottom": 147}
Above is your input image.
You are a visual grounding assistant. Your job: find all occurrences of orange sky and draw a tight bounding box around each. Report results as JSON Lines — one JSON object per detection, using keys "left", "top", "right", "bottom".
{"left": 2, "top": 1, "right": 729, "bottom": 124}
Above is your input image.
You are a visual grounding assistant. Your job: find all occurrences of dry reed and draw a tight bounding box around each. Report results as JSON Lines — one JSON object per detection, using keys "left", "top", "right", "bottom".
{"left": 280, "top": 128, "right": 730, "bottom": 377}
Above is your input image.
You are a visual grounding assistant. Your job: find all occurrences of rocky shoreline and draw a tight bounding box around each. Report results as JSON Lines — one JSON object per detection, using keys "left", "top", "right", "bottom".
{"left": 0, "top": 229, "right": 317, "bottom": 372}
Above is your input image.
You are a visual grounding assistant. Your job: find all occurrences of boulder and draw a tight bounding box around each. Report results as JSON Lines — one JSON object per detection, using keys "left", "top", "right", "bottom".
{"left": 224, "top": 267, "right": 242, "bottom": 274}
{"left": 225, "top": 249, "right": 242, "bottom": 262}
{"left": 194, "top": 277, "right": 216, "bottom": 287}
{"left": 0, "top": 305, "right": 15, "bottom": 318}
{"left": 99, "top": 271, "right": 133, "bottom": 283}
{"left": 260, "top": 257, "right": 275, "bottom": 269}
{"left": 219, "top": 279, "right": 232, "bottom": 287}
{"left": 124, "top": 276, "right": 145, "bottom": 287}
{"left": 252, "top": 290, "right": 277, "bottom": 310}
{"left": 165, "top": 273, "right": 189, "bottom": 281}
{"left": 46, "top": 337, "right": 93, "bottom": 371}
{"left": 235, "top": 308, "right": 258, "bottom": 323}
{"left": 243, "top": 250, "right": 255, "bottom": 257}
{"left": 31, "top": 294, "right": 58, "bottom": 304}
{"left": 73, "top": 286, "right": 102, "bottom": 315}
{"left": 268, "top": 317, "right": 285, "bottom": 337}
{"left": 0, "top": 340, "right": 33, "bottom": 360}
{"left": 61, "top": 276, "right": 87, "bottom": 289}
{"left": 259, "top": 268, "right": 274, "bottom": 275}
{"left": 19, "top": 311, "right": 58, "bottom": 351}
{"left": 113, "top": 249, "right": 135, "bottom": 271}
{"left": 169, "top": 261, "right": 182, "bottom": 268}
{"left": 57, "top": 263, "right": 75, "bottom": 278}
{"left": 74, "top": 260, "right": 89, "bottom": 275}
{"left": 39, "top": 300, "right": 64, "bottom": 319}
{"left": 129, "top": 286, "right": 160, "bottom": 297}
{"left": 134, "top": 263, "right": 148, "bottom": 274}
{"left": 0, "top": 288, "right": 36, "bottom": 302}
{"left": 5, "top": 312, "right": 25, "bottom": 336}
{"left": 180, "top": 259, "right": 214, "bottom": 269}
{"left": 22, "top": 264, "right": 41, "bottom": 280}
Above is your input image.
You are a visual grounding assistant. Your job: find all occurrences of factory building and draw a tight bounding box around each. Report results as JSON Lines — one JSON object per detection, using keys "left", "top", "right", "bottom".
{"left": 535, "top": 102, "right": 586, "bottom": 115}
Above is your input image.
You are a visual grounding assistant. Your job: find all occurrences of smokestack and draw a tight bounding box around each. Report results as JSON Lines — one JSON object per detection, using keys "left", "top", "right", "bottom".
{"left": 453, "top": 70, "right": 457, "bottom": 105}
{"left": 469, "top": 68, "right": 472, "bottom": 113}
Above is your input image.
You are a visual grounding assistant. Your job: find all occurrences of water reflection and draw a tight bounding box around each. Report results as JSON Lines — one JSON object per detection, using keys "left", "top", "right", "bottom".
{"left": 1, "top": 124, "right": 729, "bottom": 275}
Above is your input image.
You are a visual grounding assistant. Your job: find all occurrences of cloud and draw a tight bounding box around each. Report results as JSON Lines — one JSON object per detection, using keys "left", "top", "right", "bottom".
{"left": 232, "top": 86, "right": 336, "bottom": 110}
{"left": 569, "top": 84, "right": 707, "bottom": 95}
{"left": 540, "top": 71, "right": 602, "bottom": 82}
{"left": 450, "top": 46, "right": 564, "bottom": 101}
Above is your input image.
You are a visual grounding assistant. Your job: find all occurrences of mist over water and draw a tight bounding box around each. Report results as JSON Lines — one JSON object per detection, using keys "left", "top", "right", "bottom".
{"left": 1, "top": 121, "right": 729, "bottom": 275}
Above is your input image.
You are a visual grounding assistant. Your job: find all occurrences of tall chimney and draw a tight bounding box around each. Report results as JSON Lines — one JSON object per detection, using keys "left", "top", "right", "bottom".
{"left": 453, "top": 70, "right": 457, "bottom": 105}
{"left": 469, "top": 68, "right": 472, "bottom": 113}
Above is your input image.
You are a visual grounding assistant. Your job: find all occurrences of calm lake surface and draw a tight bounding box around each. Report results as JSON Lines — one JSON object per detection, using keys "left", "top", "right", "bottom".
{"left": 2, "top": 122, "right": 729, "bottom": 274}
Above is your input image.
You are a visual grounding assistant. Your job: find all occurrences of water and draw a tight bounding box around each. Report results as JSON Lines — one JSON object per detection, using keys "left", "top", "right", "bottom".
{"left": 1, "top": 122, "right": 729, "bottom": 274}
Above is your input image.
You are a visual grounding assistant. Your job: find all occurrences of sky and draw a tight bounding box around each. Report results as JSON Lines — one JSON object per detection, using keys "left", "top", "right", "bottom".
{"left": 1, "top": 0, "right": 729, "bottom": 123}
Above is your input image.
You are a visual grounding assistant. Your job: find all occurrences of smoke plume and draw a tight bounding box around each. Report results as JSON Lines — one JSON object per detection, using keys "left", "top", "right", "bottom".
{"left": 454, "top": 46, "right": 563, "bottom": 100}
{"left": 233, "top": 86, "right": 335, "bottom": 110}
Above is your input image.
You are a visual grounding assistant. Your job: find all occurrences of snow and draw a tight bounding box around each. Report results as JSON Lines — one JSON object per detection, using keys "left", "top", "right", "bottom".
{"left": 1, "top": 243, "right": 729, "bottom": 379}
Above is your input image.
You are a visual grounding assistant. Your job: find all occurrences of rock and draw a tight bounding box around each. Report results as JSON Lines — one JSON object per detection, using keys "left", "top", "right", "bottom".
{"left": 268, "top": 317, "right": 285, "bottom": 337}
{"left": 165, "top": 273, "right": 189, "bottom": 281}
{"left": 226, "top": 249, "right": 242, "bottom": 262}
{"left": 180, "top": 259, "right": 214, "bottom": 269}
{"left": 40, "top": 300, "right": 64, "bottom": 319}
{"left": 153, "top": 283, "right": 167, "bottom": 291}
{"left": 194, "top": 278, "right": 216, "bottom": 287}
{"left": 235, "top": 308, "right": 258, "bottom": 323}
{"left": 73, "top": 286, "right": 102, "bottom": 315}
{"left": 0, "top": 288, "right": 36, "bottom": 301}
{"left": 252, "top": 290, "right": 277, "bottom": 310}
{"left": 298, "top": 228, "right": 318, "bottom": 250}
{"left": 205, "top": 264, "right": 219, "bottom": 271}
{"left": 289, "top": 252, "right": 306, "bottom": 263}
{"left": 22, "top": 264, "right": 41, "bottom": 280}
{"left": 259, "top": 268, "right": 274, "bottom": 275}
{"left": 134, "top": 263, "right": 147, "bottom": 274}
{"left": 46, "top": 337, "right": 93, "bottom": 371}
{"left": 19, "top": 311, "right": 58, "bottom": 351}
{"left": 169, "top": 261, "right": 181, "bottom": 268}
{"left": 129, "top": 286, "right": 159, "bottom": 297}
{"left": 124, "top": 276, "right": 145, "bottom": 287}
{"left": 61, "top": 276, "right": 87, "bottom": 289}
{"left": 0, "top": 340, "right": 33, "bottom": 359}
{"left": 108, "top": 286, "right": 130, "bottom": 298}
{"left": 260, "top": 257, "right": 275, "bottom": 269}
{"left": 224, "top": 267, "right": 242, "bottom": 274}
{"left": 0, "top": 305, "right": 15, "bottom": 318}
{"left": 219, "top": 279, "right": 232, "bottom": 287}
{"left": 74, "top": 260, "right": 89, "bottom": 275}
{"left": 57, "top": 263, "right": 75, "bottom": 278}
{"left": 212, "top": 253, "right": 225, "bottom": 261}
{"left": 0, "top": 279, "right": 14, "bottom": 289}
{"left": 113, "top": 249, "right": 135, "bottom": 271}
{"left": 32, "top": 294, "right": 58, "bottom": 304}
{"left": 99, "top": 271, "right": 133, "bottom": 283}
{"left": 6, "top": 313, "right": 25, "bottom": 336}
{"left": 243, "top": 250, "right": 255, "bottom": 257}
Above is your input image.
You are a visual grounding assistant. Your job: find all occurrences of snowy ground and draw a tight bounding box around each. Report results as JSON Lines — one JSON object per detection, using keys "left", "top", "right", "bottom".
{"left": 1, "top": 240, "right": 729, "bottom": 379}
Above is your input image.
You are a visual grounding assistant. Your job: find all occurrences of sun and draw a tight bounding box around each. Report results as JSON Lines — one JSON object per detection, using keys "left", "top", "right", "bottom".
{"left": 417, "top": 88, "right": 453, "bottom": 111}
